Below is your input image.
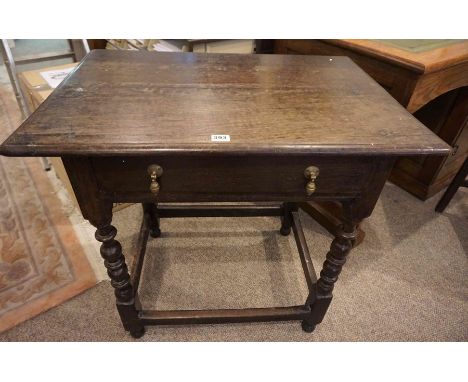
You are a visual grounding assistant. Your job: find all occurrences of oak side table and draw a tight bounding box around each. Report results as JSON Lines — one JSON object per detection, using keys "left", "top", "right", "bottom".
{"left": 0, "top": 50, "right": 449, "bottom": 338}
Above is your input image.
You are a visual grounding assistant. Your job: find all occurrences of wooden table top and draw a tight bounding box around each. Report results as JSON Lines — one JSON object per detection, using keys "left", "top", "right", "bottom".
{"left": 0, "top": 50, "right": 449, "bottom": 157}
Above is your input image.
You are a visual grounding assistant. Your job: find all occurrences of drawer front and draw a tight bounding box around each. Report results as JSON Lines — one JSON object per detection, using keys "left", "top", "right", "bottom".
{"left": 92, "top": 156, "right": 376, "bottom": 203}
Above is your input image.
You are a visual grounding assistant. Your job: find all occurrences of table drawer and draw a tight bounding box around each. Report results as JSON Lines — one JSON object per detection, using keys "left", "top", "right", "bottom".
{"left": 92, "top": 156, "right": 376, "bottom": 202}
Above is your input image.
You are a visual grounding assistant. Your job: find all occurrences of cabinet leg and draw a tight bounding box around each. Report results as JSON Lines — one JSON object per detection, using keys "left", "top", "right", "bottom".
{"left": 435, "top": 158, "right": 468, "bottom": 213}
{"left": 95, "top": 223, "right": 145, "bottom": 337}
{"left": 143, "top": 202, "right": 161, "bottom": 238}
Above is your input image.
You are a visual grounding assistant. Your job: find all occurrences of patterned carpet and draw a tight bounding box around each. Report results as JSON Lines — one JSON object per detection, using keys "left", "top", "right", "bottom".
{"left": 0, "top": 82, "right": 97, "bottom": 333}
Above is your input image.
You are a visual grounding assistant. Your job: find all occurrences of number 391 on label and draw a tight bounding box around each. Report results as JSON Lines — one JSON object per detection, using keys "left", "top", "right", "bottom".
{"left": 211, "top": 134, "right": 231, "bottom": 142}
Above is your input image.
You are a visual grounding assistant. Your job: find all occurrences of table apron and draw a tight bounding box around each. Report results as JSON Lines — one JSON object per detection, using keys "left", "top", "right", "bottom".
{"left": 91, "top": 155, "right": 378, "bottom": 203}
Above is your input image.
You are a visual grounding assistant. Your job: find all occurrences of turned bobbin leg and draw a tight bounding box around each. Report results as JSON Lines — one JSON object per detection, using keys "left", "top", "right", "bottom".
{"left": 61, "top": 159, "right": 145, "bottom": 338}
{"left": 143, "top": 202, "right": 161, "bottom": 238}
{"left": 95, "top": 223, "right": 145, "bottom": 338}
{"left": 302, "top": 202, "right": 358, "bottom": 333}
{"left": 280, "top": 202, "right": 294, "bottom": 236}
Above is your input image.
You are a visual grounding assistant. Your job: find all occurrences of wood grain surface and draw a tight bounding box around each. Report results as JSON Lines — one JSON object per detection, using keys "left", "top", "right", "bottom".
{"left": 0, "top": 50, "right": 449, "bottom": 157}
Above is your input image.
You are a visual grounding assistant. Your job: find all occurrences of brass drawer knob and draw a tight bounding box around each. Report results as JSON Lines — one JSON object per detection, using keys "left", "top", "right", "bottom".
{"left": 304, "top": 166, "right": 320, "bottom": 195}
{"left": 147, "top": 164, "right": 163, "bottom": 194}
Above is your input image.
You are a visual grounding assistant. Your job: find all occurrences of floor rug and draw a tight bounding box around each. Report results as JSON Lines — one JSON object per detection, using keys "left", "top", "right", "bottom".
{"left": 0, "top": 82, "right": 97, "bottom": 333}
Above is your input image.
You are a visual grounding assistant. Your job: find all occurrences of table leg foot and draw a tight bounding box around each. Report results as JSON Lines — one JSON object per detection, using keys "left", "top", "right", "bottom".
{"left": 130, "top": 326, "right": 146, "bottom": 339}
{"left": 301, "top": 320, "right": 316, "bottom": 333}
{"left": 280, "top": 226, "right": 291, "bottom": 236}
{"left": 150, "top": 227, "right": 161, "bottom": 238}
